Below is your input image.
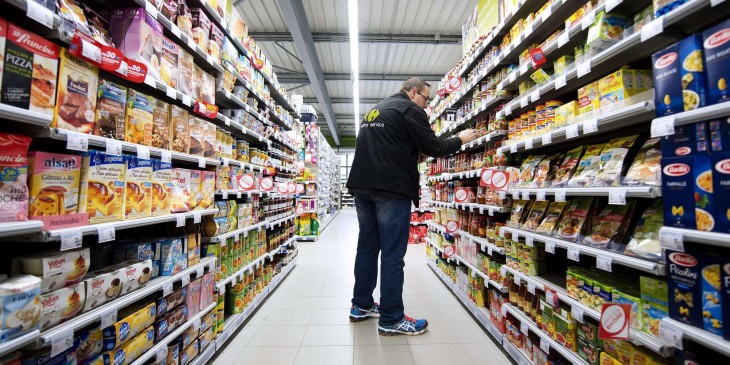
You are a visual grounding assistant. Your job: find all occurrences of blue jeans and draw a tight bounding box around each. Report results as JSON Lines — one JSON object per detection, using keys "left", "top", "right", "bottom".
{"left": 352, "top": 193, "right": 412, "bottom": 325}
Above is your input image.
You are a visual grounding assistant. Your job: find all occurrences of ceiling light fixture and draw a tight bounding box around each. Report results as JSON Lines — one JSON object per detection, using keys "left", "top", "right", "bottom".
{"left": 347, "top": 0, "right": 360, "bottom": 137}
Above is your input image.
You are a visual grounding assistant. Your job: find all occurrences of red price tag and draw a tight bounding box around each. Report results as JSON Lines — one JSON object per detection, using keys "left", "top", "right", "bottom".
{"left": 445, "top": 220, "right": 459, "bottom": 233}
{"left": 479, "top": 168, "right": 493, "bottom": 187}
{"left": 259, "top": 177, "right": 274, "bottom": 191}
{"left": 287, "top": 182, "right": 296, "bottom": 194}
{"left": 599, "top": 303, "right": 632, "bottom": 340}
{"left": 490, "top": 170, "right": 510, "bottom": 191}
{"left": 443, "top": 245, "right": 455, "bottom": 258}
{"left": 454, "top": 187, "right": 469, "bottom": 203}
{"left": 237, "top": 174, "right": 256, "bottom": 191}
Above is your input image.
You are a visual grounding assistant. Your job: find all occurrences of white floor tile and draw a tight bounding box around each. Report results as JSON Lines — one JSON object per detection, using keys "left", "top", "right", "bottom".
{"left": 462, "top": 343, "right": 513, "bottom": 365}
{"left": 309, "top": 308, "right": 356, "bottom": 325}
{"left": 315, "top": 295, "right": 353, "bottom": 309}
{"left": 403, "top": 322, "right": 460, "bottom": 345}
{"left": 447, "top": 322, "right": 492, "bottom": 343}
{"left": 301, "top": 324, "right": 355, "bottom": 346}
{"left": 408, "top": 344, "right": 474, "bottom": 365}
{"left": 354, "top": 345, "right": 414, "bottom": 365}
{"left": 353, "top": 324, "right": 407, "bottom": 346}
{"left": 257, "top": 309, "right": 314, "bottom": 326}
{"left": 233, "top": 346, "right": 299, "bottom": 365}
{"left": 293, "top": 346, "right": 354, "bottom": 365}
{"left": 248, "top": 325, "right": 307, "bottom": 347}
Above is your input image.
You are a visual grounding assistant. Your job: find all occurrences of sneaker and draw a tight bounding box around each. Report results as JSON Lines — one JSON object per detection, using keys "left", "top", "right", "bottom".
{"left": 349, "top": 302, "right": 380, "bottom": 322}
{"left": 378, "top": 316, "right": 428, "bottom": 336}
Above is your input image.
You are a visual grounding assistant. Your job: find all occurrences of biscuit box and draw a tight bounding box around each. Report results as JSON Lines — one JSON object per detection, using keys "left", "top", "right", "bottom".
{"left": 711, "top": 152, "right": 730, "bottom": 234}
{"left": 662, "top": 121, "right": 709, "bottom": 157}
{"left": 124, "top": 155, "right": 152, "bottom": 220}
{"left": 652, "top": 34, "right": 707, "bottom": 117}
{"left": 102, "top": 301, "right": 156, "bottom": 351}
{"left": 93, "top": 79, "right": 127, "bottom": 140}
{"left": 666, "top": 248, "right": 725, "bottom": 335}
{"left": 125, "top": 90, "right": 154, "bottom": 146}
{"left": 661, "top": 156, "right": 696, "bottom": 229}
{"left": 702, "top": 19, "right": 730, "bottom": 105}
{"left": 577, "top": 81, "right": 600, "bottom": 115}
{"left": 170, "top": 105, "right": 189, "bottom": 153}
{"left": 1, "top": 22, "right": 59, "bottom": 117}
{"left": 154, "top": 285, "right": 187, "bottom": 317}
{"left": 100, "top": 325, "right": 155, "bottom": 365}
{"left": 28, "top": 151, "right": 88, "bottom": 230}
{"left": 54, "top": 48, "right": 99, "bottom": 134}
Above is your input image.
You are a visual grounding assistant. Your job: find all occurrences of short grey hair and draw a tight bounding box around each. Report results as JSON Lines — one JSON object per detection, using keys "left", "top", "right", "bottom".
{"left": 400, "top": 77, "right": 431, "bottom": 94}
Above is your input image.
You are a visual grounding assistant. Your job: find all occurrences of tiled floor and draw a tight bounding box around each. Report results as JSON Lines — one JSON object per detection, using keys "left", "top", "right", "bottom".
{"left": 211, "top": 209, "right": 513, "bottom": 365}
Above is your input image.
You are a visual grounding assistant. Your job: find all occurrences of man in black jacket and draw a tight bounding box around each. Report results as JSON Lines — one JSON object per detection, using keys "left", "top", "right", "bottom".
{"left": 346, "top": 77, "right": 478, "bottom": 336}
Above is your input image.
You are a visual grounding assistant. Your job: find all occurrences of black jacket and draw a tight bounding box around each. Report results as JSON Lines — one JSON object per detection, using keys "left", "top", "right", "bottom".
{"left": 347, "top": 91, "right": 462, "bottom": 200}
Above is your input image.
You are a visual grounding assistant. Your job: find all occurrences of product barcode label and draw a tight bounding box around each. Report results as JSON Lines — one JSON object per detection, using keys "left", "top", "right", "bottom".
{"left": 136, "top": 145, "right": 150, "bottom": 160}
{"left": 651, "top": 116, "right": 676, "bottom": 137}
{"left": 567, "top": 247, "right": 580, "bottom": 261}
{"left": 659, "top": 229, "right": 685, "bottom": 251}
{"left": 97, "top": 224, "right": 115, "bottom": 243}
{"left": 166, "top": 86, "right": 177, "bottom": 100}
{"left": 554, "top": 74, "right": 567, "bottom": 89}
{"left": 100, "top": 308, "right": 117, "bottom": 329}
{"left": 577, "top": 61, "right": 592, "bottom": 78}
{"left": 27, "top": 1, "right": 55, "bottom": 28}
{"left": 81, "top": 39, "right": 102, "bottom": 63}
{"left": 162, "top": 282, "right": 173, "bottom": 296}
{"left": 597, "top": 255, "right": 613, "bottom": 272}
{"left": 161, "top": 150, "right": 172, "bottom": 163}
{"left": 66, "top": 132, "right": 89, "bottom": 152}
{"left": 541, "top": 5, "right": 552, "bottom": 22}
{"left": 520, "top": 97, "right": 529, "bottom": 108}
{"left": 105, "top": 139, "right": 123, "bottom": 156}
{"left": 583, "top": 118, "right": 598, "bottom": 134}
{"left": 196, "top": 266, "right": 205, "bottom": 278}
{"left": 171, "top": 24, "right": 182, "bottom": 38}
{"left": 60, "top": 231, "right": 82, "bottom": 251}
{"left": 198, "top": 157, "right": 206, "bottom": 168}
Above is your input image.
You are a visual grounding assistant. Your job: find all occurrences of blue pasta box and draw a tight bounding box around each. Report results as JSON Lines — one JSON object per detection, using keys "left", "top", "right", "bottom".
{"left": 661, "top": 121, "right": 708, "bottom": 157}
{"left": 661, "top": 156, "right": 697, "bottom": 229}
{"left": 693, "top": 154, "right": 714, "bottom": 232}
{"left": 702, "top": 19, "right": 730, "bottom": 105}
{"left": 709, "top": 117, "right": 730, "bottom": 152}
{"left": 723, "top": 260, "right": 730, "bottom": 340}
{"left": 711, "top": 152, "right": 730, "bottom": 234}
{"left": 652, "top": 35, "right": 707, "bottom": 116}
{"left": 666, "top": 249, "right": 724, "bottom": 336}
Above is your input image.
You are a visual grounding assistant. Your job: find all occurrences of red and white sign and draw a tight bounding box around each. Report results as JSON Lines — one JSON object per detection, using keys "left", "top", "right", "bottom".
{"left": 454, "top": 187, "right": 469, "bottom": 203}
{"left": 296, "top": 184, "right": 305, "bottom": 194}
{"left": 287, "top": 182, "right": 296, "bottom": 194}
{"left": 448, "top": 76, "right": 462, "bottom": 91}
{"left": 276, "top": 182, "right": 288, "bottom": 194}
{"left": 445, "top": 220, "right": 459, "bottom": 233}
{"left": 237, "top": 174, "right": 256, "bottom": 191}
{"left": 598, "top": 303, "right": 631, "bottom": 340}
{"left": 443, "top": 245, "right": 455, "bottom": 258}
{"left": 491, "top": 170, "right": 510, "bottom": 191}
{"left": 259, "top": 177, "right": 274, "bottom": 191}
{"left": 480, "top": 168, "right": 493, "bottom": 187}
{"left": 295, "top": 206, "right": 304, "bottom": 215}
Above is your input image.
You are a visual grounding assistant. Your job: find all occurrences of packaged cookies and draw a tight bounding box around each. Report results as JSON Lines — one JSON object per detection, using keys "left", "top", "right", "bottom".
{"left": 93, "top": 79, "right": 127, "bottom": 140}
{"left": 126, "top": 90, "right": 154, "bottom": 146}
{"left": 124, "top": 156, "right": 152, "bottom": 220}
{"left": 54, "top": 48, "right": 99, "bottom": 134}
{"left": 0, "top": 134, "right": 32, "bottom": 222}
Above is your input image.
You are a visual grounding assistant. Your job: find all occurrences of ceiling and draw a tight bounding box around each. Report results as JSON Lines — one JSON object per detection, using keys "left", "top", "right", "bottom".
{"left": 236, "top": 0, "right": 478, "bottom": 144}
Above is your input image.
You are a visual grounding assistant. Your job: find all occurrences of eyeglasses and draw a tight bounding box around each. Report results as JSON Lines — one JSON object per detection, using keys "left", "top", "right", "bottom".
{"left": 416, "top": 92, "right": 430, "bottom": 102}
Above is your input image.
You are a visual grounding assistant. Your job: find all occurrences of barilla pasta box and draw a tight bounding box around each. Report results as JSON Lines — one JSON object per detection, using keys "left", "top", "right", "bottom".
{"left": 661, "top": 156, "right": 696, "bottom": 229}
{"left": 709, "top": 117, "right": 730, "bottom": 153}
{"left": 1, "top": 22, "right": 59, "bottom": 117}
{"left": 28, "top": 152, "right": 88, "bottom": 229}
{"left": 693, "top": 154, "right": 714, "bottom": 232}
{"left": 124, "top": 155, "right": 152, "bottom": 220}
{"left": 666, "top": 249, "right": 725, "bottom": 336}
{"left": 79, "top": 150, "right": 126, "bottom": 224}
{"left": 722, "top": 259, "right": 730, "bottom": 340}
{"left": 661, "top": 121, "right": 708, "bottom": 157}
{"left": 150, "top": 159, "right": 172, "bottom": 217}
{"left": 652, "top": 35, "right": 707, "bottom": 117}
{"left": 711, "top": 152, "right": 730, "bottom": 234}
{"left": 702, "top": 19, "right": 730, "bottom": 105}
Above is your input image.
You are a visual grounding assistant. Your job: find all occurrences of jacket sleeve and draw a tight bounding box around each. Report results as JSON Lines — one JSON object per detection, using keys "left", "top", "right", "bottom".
{"left": 404, "top": 106, "right": 462, "bottom": 158}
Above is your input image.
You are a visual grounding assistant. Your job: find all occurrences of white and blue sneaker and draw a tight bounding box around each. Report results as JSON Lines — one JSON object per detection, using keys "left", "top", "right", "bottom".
{"left": 349, "top": 302, "right": 380, "bottom": 322}
{"left": 378, "top": 316, "right": 428, "bottom": 336}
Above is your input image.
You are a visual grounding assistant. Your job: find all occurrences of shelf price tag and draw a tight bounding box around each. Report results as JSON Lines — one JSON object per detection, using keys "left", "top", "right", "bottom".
{"left": 170, "top": 24, "right": 182, "bottom": 38}
{"left": 193, "top": 211, "right": 201, "bottom": 224}
{"left": 606, "top": 0, "right": 622, "bottom": 12}
{"left": 554, "top": 189, "right": 567, "bottom": 202}
{"left": 540, "top": 337, "right": 551, "bottom": 353}
{"left": 50, "top": 331, "right": 74, "bottom": 358}
{"left": 641, "top": 17, "right": 664, "bottom": 42}
{"left": 501, "top": 304, "right": 509, "bottom": 317}
{"left": 161, "top": 150, "right": 172, "bottom": 163}
{"left": 176, "top": 214, "right": 185, "bottom": 227}
{"left": 520, "top": 97, "right": 529, "bottom": 108}
{"left": 66, "top": 132, "right": 89, "bottom": 152}
{"left": 583, "top": 118, "right": 598, "bottom": 134}
{"left": 522, "top": 191, "right": 531, "bottom": 201}
{"left": 525, "top": 138, "right": 534, "bottom": 150}
{"left": 597, "top": 255, "right": 613, "bottom": 272}
{"left": 100, "top": 308, "right": 117, "bottom": 329}
{"left": 162, "top": 282, "right": 173, "bottom": 296}
{"left": 541, "top": 5, "right": 552, "bottom": 22}
{"left": 566, "top": 124, "right": 579, "bottom": 139}
{"left": 182, "top": 94, "right": 192, "bottom": 107}
{"left": 546, "top": 290, "right": 557, "bottom": 305}
{"left": 512, "top": 231, "right": 520, "bottom": 242}
{"left": 557, "top": 32, "right": 569, "bottom": 48}
{"left": 527, "top": 282, "right": 536, "bottom": 295}
{"left": 545, "top": 242, "right": 555, "bottom": 254}
{"left": 659, "top": 321, "right": 684, "bottom": 350}
{"left": 105, "top": 139, "right": 123, "bottom": 156}
{"left": 487, "top": 246, "right": 493, "bottom": 255}
{"left": 514, "top": 275, "right": 521, "bottom": 285}
{"left": 520, "top": 63, "right": 529, "bottom": 76}
{"left": 505, "top": 104, "right": 512, "bottom": 116}
{"left": 650, "top": 116, "right": 676, "bottom": 137}
{"left": 525, "top": 236, "right": 534, "bottom": 247}
{"left": 156, "top": 347, "right": 168, "bottom": 363}
{"left": 541, "top": 133, "right": 552, "bottom": 145}
{"left": 196, "top": 266, "right": 204, "bottom": 278}
{"left": 510, "top": 144, "right": 518, "bottom": 153}
{"left": 571, "top": 306, "right": 585, "bottom": 323}
{"left": 136, "top": 145, "right": 150, "bottom": 160}
{"left": 97, "top": 224, "right": 115, "bottom": 243}
{"left": 567, "top": 247, "right": 580, "bottom": 261}
{"left": 221, "top": 191, "right": 228, "bottom": 199}
{"left": 61, "top": 231, "right": 82, "bottom": 251}
{"left": 581, "top": 10, "right": 596, "bottom": 30}
{"left": 536, "top": 191, "right": 546, "bottom": 201}
{"left": 27, "top": 1, "right": 55, "bottom": 28}
{"left": 181, "top": 274, "right": 190, "bottom": 287}
{"left": 608, "top": 189, "right": 627, "bottom": 205}
{"left": 659, "top": 229, "right": 685, "bottom": 251}
{"left": 521, "top": 321, "right": 530, "bottom": 334}
{"left": 198, "top": 157, "right": 206, "bottom": 168}
{"left": 577, "top": 61, "right": 592, "bottom": 78}
{"left": 531, "top": 89, "right": 540, "bottom": 103}
{"left": 712, "top": 0, "right": 726, "bottom": 6}
{"left": 554, "top": 74, "right": 567, "bottom": 89}
{"left": 165, "top": 85, "right": 177, "bottom": 100}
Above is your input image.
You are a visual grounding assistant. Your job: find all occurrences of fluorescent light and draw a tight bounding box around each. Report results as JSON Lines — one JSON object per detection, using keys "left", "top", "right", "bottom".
{"left": 348, "top": 0, "right": 359, "bottom": 136}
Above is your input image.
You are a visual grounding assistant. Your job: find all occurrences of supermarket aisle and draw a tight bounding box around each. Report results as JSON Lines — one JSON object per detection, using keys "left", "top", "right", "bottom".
{"left": 211, "top": 209, "right": 512, "bottom": 365}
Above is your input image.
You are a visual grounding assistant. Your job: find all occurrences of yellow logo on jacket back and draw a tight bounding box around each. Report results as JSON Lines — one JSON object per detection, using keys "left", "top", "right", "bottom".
{"left": 365, "top": 109, "right": 380, "bottom": 122}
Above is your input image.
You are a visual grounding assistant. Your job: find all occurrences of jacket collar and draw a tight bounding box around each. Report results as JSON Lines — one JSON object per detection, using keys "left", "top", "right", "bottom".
{"left": 396, "top": 91, "right": 417, "bottom": 106}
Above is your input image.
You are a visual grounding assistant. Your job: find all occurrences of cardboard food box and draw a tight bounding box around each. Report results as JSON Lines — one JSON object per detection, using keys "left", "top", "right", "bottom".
{"left": 652, "top": 34, "right": 707, "bottom": 116}
{"left": 188, "top": 169, "right": 202, "bottom": 211}
{"left": 53, "top": 48, "right": 99, "bottom": 133}
{"left": 586, "top": 11, "right": 630, "bottom": 50}
{"left": 203, "top": 122, "right": 216, "bottom": 158}
{"left": 125, "top": 90, "right": 154, "bottom": 146}
{"left": 113, "top": 8, "right": 163, "bottom": 80}
{"left": 598, "top": 69, "right": 646, "bottom": 111}
{"left": 159, "top": 237, "right": 187, "bottom": 276}
{"left": 177, "top": 50, "right": 194, "bottom": 97}
{"left": 170, "top": 168, "right": 191, "bottom": 213}
{"left": 94, "top": 79, "right": 127, "bottom": 140}
{"left": 79, "top": 150, "right": 126, "bottom": 224}
{"left": 113, "top": 259, "right": 153, "bottom": 295}
{"left": 710, "top": 151, "right": 730, "bottom": 233}
{"left": 83, "top": 267, "right": 123, "bottom": 311}
{"left": 199, "top": 171, "right": 215, "bottom": 210}
{"left": 102, "top": 302, "right": 156, "bottom": 351}
{"left": 152, "top": 99, "right": 170, "bottom": 150}
{"left": 151, "top": 159, "right": 173, "bottom": 217}
{"left": 170, "top": 105, "right": 189, "bottom": 153}
{"left": 28, "top": 152, "right": 87, "bottom": 229}
{"left": 188, "top": 117, "right": 205, "bottom": 156}
{"left": 124, "top": 155, "right": 152, "bottom": 220}
{"left": 160, "top": 36, "right": 178, "bottom": 89}
{"left": 154, "top": 285, "right": 187, "bottom": 318}
{"left": 661, "top": 156, "right": 698, "bottom": 229}
{"left": 39, "top": 282, "right": 85, "bottom": 330}
{"left": 661, "top": 121, "right": 709, "bottom": 157}
{"left": 640, "top": 276, "right": 668, "bottom": 336}
{"left": 578, "top": 81, "right": 600, "bottom": 115}
{"left": 100, "top": 325, "right": 155, "bottom": 365}
{"left": 703, "top": 18, "right": 730, "bottom": 105}
{"left": 1, "top": 22, "right": 59, "bottom": 117}
{"left": 191, "top": 8, "right": 211, "bottom": 51}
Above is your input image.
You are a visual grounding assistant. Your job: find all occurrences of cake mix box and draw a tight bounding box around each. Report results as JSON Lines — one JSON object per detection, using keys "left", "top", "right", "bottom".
{"left": 1, "top": 22, "right": 59, "bottom": 117}
{"left": 151, "top": 99, "right": 170, "bottom": 149}
{"left": 191, "top": 8, "right": 211, "bottom": 52}
{"left": 171, "top": 168, "right": 192, "bottom": 213}
{"left": 170, "top": 105, "right": 189, "bottom": 153}
{"left": 199, "top": 171, "right": 216, "bottom": 210}
{"left": 177, "top": 50, "right": 194, "bottom": 97}
{"left": 185, "top": 277, "right": 201, "bottom": 319}
{"left": 126, "top": 89, "right": 154, "bottom": 146}
{"left": 116, "top": 8, "right": 163, "bottom": 80}
{"left": 151, "top": 159, "right": 172, "bottom": 217}
{"left": 160, "top": 36, "right": 178, "bottom": 89}
{"left": 702, "top": 18, "right": 730, "bottom": 105}
{"left": 124, "top": 155, "right": 152, "bottom": 220}
{"left": 652, "top": 34, "right": 707, "bottom": 116}
{"left": 28, "top": 151, "right": 88, "bottom": 229}
{"left": 79, "top": 150, "right": 126, "bottom": 224}
{"left": 188, "top": 117, "right": 205, "bottom": 156}
{"left": 188, "top": 169, "right": 202, "bottom": 211}
{"left": 93, "top": 79, "right": 127, "bottom": 140}
{"left": 53, "top": 47, "right": 99, "bottom": 134}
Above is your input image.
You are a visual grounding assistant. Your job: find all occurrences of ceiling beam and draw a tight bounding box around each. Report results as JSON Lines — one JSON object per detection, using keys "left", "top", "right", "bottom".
{"left": 278, "top": 72, "right": 443, "bottom": 83}
{"left": 303, "top": 97, "right": 381, "bottom": 104}
{"left": 277, "top": 0, "right": 340, "bottom": 146}
{"left": 249, "top": 32, "right": 462, "bottom": 44}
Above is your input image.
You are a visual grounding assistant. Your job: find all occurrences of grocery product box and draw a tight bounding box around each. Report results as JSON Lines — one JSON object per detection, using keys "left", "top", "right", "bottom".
{"left": 53, "top": 48, "right": 99, "bottom": 134}
{"left": 188, "top": 169, "right": 202, "bottom": 211}
{"left": 577, "top": 81, "right": 600, "bottom": 115}
{"left": 170, "top": 168, "right": 191, "bottom": 213}
{"left": 1, "top": 22, "right": 59, "bottom": 117}
{"left": 100, "top": 326, "right": 155, "bottom": 365}
{"left": 666, "top": 248, "right": 725, "bottom": 336}
{"left": 661, "top": 154, "right": 714, "bottom": 230}
{"left": 124, "top": 155, "right": 153, "bottom": 220}
{"left": 170, "top": 105, "right": 190, "bottom": 153}
{"left": 154, "top": 285, "right": 187, "bottom": 318}
{"left": 94, "top": 79, "right": 127, "bottom": 140}
{"left": 152, "top": 99, "right": 170, "bottom": 150}
{"left": 186, "top": 277, "right": 202, "bottom": 320}
{"left": 178, "top": 50, "right": 194, "bottom": 97}
{"left": 577, "top": 336, "right": 600, "bottom": 365}
{"left": 709, "top": 117, "right": 730, "bottom": 152}
{"left": 154, "top": 303, "right": 187, "bottom": 340}
{"left": 654, "top": 0, "right": 689, "bottom": 17}
{"left": 151, "top": 159, "right": 172, "bottom": 217}
{"left": 159, "top": 237, "right": 187, "bottom": 276}
{"left": 598, "top": 69, "right": 648, "bottom": 111}
{"left": 102, "top": 301, "right": 156, "bottom": 351}
{"left": 611, "top": 288, "right": 642, "bottom": 331}
{"left": 125, "top": 89, "right": 154, "bottom": 146}
{"left": 14, "top": 248, "right": 90, "bottom": 295}
{"left": 703, "top": 18, "right": 730, "bottom": 105}
{"left": 113, "top": 259, "right": 153, "bottom": 295}
{"left": 640, "top": 276, "right": 668, "bottom": 337}
{"left": 0, "top": 275, "right": 41, "bottom": 343}
{"left": 661, "top": 121, "right": 709, "bottom": 157}
{"left": 28, "top": 152, "right": 88, "bottom": 229}
{"left": 652, "top": 34, "right": 707, "bottom": 116}
{"left": 711, "top": 152, "right": 730, "bottom": 233}
{"left": 586, "top": 11, "right": 630, "bottom": 50}
{"left": 553, "top": 55, "right": 574, "bottom": 75}
{"left": 160, "top": 36, "right": 178, "bottom": 89}
{"left": 554, "top": 100, "right": 578, "bottom": 128}
{"left": 38, "top": 282, "right": 84, "bottom": 331}
{"left": 113, "top": 8, "right": 163, "bottom": 80}
{"left": 191, "top": 8, "right": 211, "bottom": 51}
{"left": 83, "top": 266, "right": 124, "bottom": 312}
{"left": 188, "top": 117, "right": 205, "bottom": 156}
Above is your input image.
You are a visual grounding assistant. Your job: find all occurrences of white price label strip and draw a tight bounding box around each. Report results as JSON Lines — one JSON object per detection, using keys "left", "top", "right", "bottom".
{"left": 651, "top": 116, "right": 676, "bottom": 137}
{"left": 105, "top": 139, "right": 123, "bottom": 156}
{"left": 606, "top": 0, "right": 622, "bottom": 12}
{"left": 505, "top": 105, "right": 512, "bottom": 116}
{"left": 554, "top": 189, "right": 566, "bottom": 202}
{"left": 509, "top": 72, "right": 517, "bottom": 83}
{"left": 520, "top": 97, "right": 529, "bottom": 108}
{"left": 198, "top": 157, "right": 206, "bottom": 168}
{"left": 501, "top": 304, "right": 508, "bottom": 317}
{"left": 136, "top": 145, "right": 150, "bottom": 160}
{"left": 541, "top": 133, "right": 552, "bottom": 145}
{"left": 659, "top": 321, "right": 684, "bottom": 350}
{"left": 597, "top": 255, "right": 613, "bottom": 272}
{"left": 50, "top": 331, "right": 74, "bottom": 358}
{"left": 97, "top": 224, "right": 115, "bottom": 243}
{"left": 81, "top": 39, "right": 102, "bottom": 63}
{"left": 641, "top": 17, "right": 664, "bottom": 42}
{"left": 557, "top": 32, "right": 569, "bottom": 48}
{"left": 60, "top": 231, "right": 82, "bottom": 251}
{"left": 162, "top": 282, "right": 173, "bottom": 297}
{"left": 145, "top": 1, "right": 158, "bottom": 18}
{"left": 514, "top": 275, "right": 521, "bottom": 285}
{"left": 583, "top": 118, "right": 598, "bottom": 134}
{"left": 176, "top": 214, "right": 185, "bottom": 227}
{"left": 712, "top": 0, "right": 726, "bottom": 5}
{"left": 608, "top": 189, "right": 627, "bottom": 205}
{"left": 510, "top": 144, "right": 518, "bottom": 153}
{"left": 513, "top": 232, "right": 520, "bottom": 242}
{"left": 521, "top": 321, "right": 530, "bottom": 334}
{"left": 166, "top": 86, "right": 177, "bottom": 100}
{"left": 171, "top": 24, "right": 182, "bottom": 38}
{"left": 572, "top": 306, "right": 585, "bottom": 323}
{"left": 536, "top": 191, "right": 546, "bottom": 201}
{"left": 546, "top": 242, "right": 555, "bottom": 254}
{"left": 567, "top": 247, "right": 580, "bottom": 261}
{"left": 520, "top": 63, "right": 529, "bottom": 75}
{"left": 660, "top": 229, "right": 685, "bottom": 251}
{"left": 156, "top": 347, "right": 168, "bottom": 363}
{"left": 196, "top": 266, "right": 204, "bottom": 278}
{"left": 525, "top": 138, "right": 534, "bottom": 149}
{"left": 193, "top": 212, "right": 202, "bottom": 224}
{"left": 531, "top": 89, "right": 540, "bottom": 103}
{"left": 581, "top": 10, "right": 596, "bottom": 30}
{"left": 161, "top": 150, "right": 172, "bottom": 163}
{"left": 100, "top": 308, "right": 117, "bottom": 329}
{"left": 521, "top": 191, "right": 530, "bottom": 201}
{"left": 66, "top": 132, "right": 89, "bottom": 152}
{"left": 540, "top": 337, "right": 551, "bottom": 353}
{"left": 182, "top": 94, "right": 192, "bottom": 106}
{"left": 554, "top": 74, "right": 567, "bottom": 89}
{"left": 566, "top": 124, "right": 579, "bottom": 139}
{"left": 27, "top": 1, "right": 55, "bottom": 28}
{"left": 221, "top": 191, "right": 228, "bottom": 199}
{"left": 181, "top": 274, "right": 190, "bottom": 287}
{"left": 541, "top": 5, "right": 552, "bottom": 22}
{"left": 525, "top": 236, "right": 534, "bottom": 247}
{"left": 527, "top": 282, "right": 536, "bottom": 295}
{"left": 577, "top": 60, "right": 592, "bottom": 78}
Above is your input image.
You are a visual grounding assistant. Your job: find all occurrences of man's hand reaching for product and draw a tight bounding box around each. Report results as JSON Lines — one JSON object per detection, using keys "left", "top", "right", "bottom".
{"left": 458, "top": 129, "right": 479, "bottom": 144}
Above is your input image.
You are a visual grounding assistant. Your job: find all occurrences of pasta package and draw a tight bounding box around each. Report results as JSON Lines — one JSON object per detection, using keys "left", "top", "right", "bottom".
{"left": 693, "top": 155, "right": 714, "bottom": 232}
{"left": 625, "top": 138, "right": 662, "bottom": 185}
{"left": 711, "top": 151, "right": 730, "bottom": 232}
{"left": 568, "top": 144, "right": 606, "bottom": 187}
{"left": 702, "top": 19, "right": 730, "bottom": 105}
{"left": 661, "top": 156, "right": 697, "bottom": 229}
{"left": 536, "top": 201, "right": 569, "bottom": 236}
{"left": 594, "top": 135, "right": 638, "bottom": 187}
{"left": 652, "top": 34, "right": 707, "bottom": 117}
{"left": 551, "top": 146, "right": 584, "bottom": 187}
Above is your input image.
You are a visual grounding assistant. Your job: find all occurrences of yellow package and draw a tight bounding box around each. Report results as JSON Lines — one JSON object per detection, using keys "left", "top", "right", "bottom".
{"left": 124, "top": 156, "right": 152, "bottom": 220}
{"left": 102, "top": 302, "right": 156, "bottom": 350}
{"left": 125, "top": 90, "right": 154, "bottom": 146}
{"left": 578, "top": 81, "right": 600, "bottom": 114}
{"left": 598, "top": 69, "right": 645, "bottom": 110}
{"left": 554, "top": 55, "right": 574, "bottom": 75}
{"left": 530, "top": 68, "right": 551, "bottom": 84}
{"left": 599, "top": 352, "right": 624, "bottom": 365}
{"left": 100, "top": 326, "right": 155, "bottom": 365}
{"left": 554, "top": 101, "right": 579, "bottom": 127}
{"left": 28, "top": 152, "right": 82, "bottom": 219}
{"left": 79, "top": 150, "right": 126, "bottom": 224}
{"left": 189, "top": 170, "right": 202, "bottom": 211}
